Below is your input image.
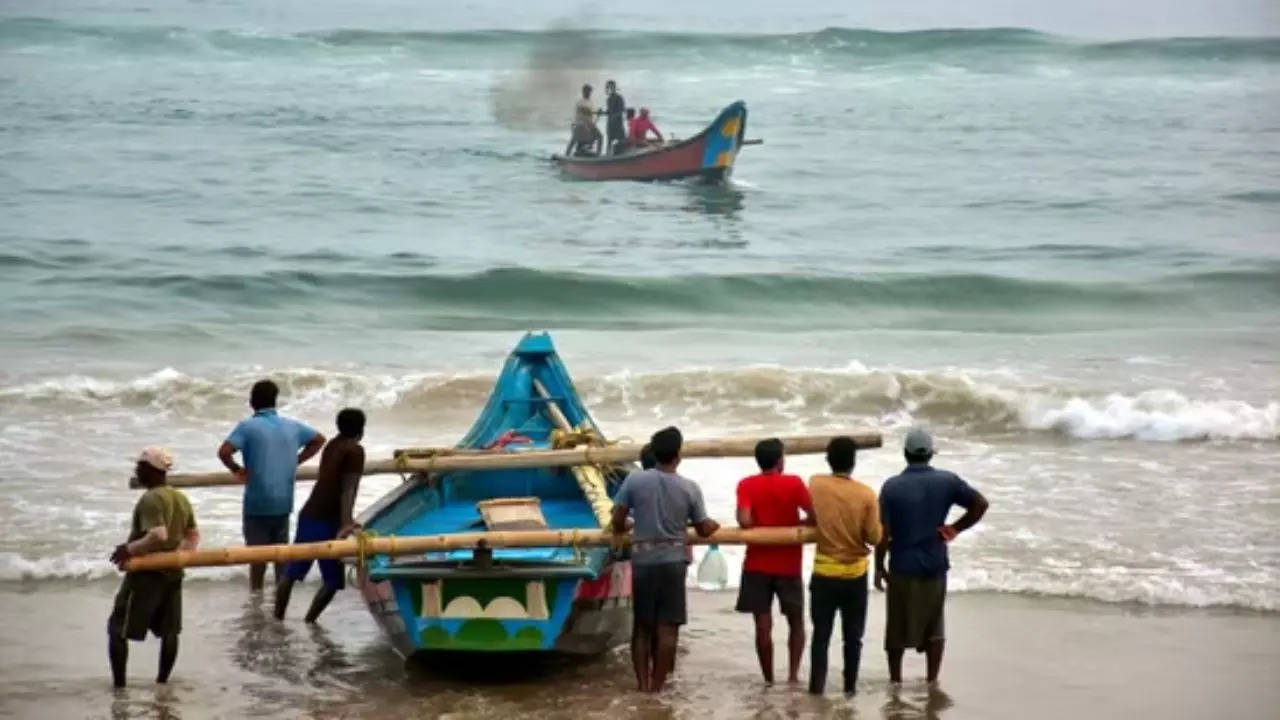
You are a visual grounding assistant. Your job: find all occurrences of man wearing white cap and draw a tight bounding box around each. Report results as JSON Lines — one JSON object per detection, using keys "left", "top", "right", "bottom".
{"left": 874, "top": 428, "right": 988, "bottom": 686}
{"left": 107, "top": 447, "right": 200, "bottom": 688}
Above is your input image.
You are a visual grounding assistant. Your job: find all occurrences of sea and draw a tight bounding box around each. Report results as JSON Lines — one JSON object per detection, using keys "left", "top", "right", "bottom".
{"left": 0, "top": 1, "right": 1278, "bottom": 717}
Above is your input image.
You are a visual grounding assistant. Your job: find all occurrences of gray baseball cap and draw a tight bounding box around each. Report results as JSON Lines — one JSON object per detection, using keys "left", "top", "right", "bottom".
{"left": 904, "top": 427, "right": 934, "bottom": 455}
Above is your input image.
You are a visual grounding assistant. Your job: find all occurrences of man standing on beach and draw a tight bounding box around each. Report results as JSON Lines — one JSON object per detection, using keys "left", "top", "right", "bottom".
{"left": 108, "top": 448, "right": 199, "bottom": 688}
{"left": 735, "top": 438, "right": 813, "bottom": 685}
{"left": 875, "top": 428, "right": 988, "bottom": 685}
{"left": 274, "top": 408, "right": 366, "bottom": 623}
{"left": 217, "top": 380, "right": 325, "bottom": 591}
{"left": 611, "top": 426, "right": 720, "bottom": 693}
{"left": 807, "top": 436, "right": 881, "bottom": 695}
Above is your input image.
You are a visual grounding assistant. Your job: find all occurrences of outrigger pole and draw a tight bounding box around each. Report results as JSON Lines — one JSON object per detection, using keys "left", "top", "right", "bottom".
{"left": 124, "top": 526, "right": 817, "bottom": 573}
{"left": 133, "top": 431, "right": 882, "bottom": 489}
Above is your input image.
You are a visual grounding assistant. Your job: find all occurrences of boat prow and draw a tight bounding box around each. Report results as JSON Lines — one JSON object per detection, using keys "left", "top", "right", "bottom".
{"left": 356, "top": 332, "right": 633, "bottom": 657}
{"left": 552, "top": 101, "right": 748, "bottom": 182}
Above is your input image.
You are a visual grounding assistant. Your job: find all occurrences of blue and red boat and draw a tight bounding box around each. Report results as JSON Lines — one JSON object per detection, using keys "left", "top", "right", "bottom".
{"left": 356, "top": 333, "right": 633, "bottom": 657}
{"left": 552, "top": 101, "right": 750, "bottom": 182}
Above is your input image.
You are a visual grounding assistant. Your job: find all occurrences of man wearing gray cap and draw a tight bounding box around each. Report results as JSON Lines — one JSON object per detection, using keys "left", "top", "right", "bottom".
{"left": 874, "top": 428, "right": 988, "bottom": 685}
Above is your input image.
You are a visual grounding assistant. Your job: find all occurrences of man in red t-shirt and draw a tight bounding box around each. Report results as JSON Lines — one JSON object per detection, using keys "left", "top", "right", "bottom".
{"left": 735, "top": 438, "right": 814, "bottom": 684}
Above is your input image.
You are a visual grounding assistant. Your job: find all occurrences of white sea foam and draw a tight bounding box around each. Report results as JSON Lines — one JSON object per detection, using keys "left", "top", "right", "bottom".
{"left": 2, "top": 365, "right": 1276, "bottom": 442}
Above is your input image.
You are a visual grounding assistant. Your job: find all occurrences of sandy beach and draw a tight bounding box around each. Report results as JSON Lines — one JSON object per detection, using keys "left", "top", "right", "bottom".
{"left": 1, "top": 580, "right": 1275, "bottom": 719}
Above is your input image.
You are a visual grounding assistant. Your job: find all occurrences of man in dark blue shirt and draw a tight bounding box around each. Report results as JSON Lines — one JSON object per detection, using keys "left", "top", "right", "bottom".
{"left": 875, "top": 428, "right": 988, "bottom": 685}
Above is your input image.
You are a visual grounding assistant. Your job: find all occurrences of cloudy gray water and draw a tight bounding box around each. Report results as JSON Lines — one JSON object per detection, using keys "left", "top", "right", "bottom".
{"left": 1, "top": 0, "right": 1278, "bottom": 644}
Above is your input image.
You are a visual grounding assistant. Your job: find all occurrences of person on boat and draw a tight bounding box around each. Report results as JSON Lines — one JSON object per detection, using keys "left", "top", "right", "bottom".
{"left": 108, "top": 447, "right": 199, "bottom": 688}
{"left": 565, "top": 83, "right": 602, "bottom": 157}
{"left": 603, "top": 79, "right": 627, "bottom": 155}
{"left": 735, "top": 438, "right": 815, "bottom": 685}
{"left": 274, "top": 408, "right": 366, "bottom": 623}
{"left": 217, "top": 380, "right": 325, "bottom": 592}
{"left": 875, "top": 428, "right": 989, "bottom": 685}
{"left": 627, "top": 107, "right": 664, "bottom": 148}
{"left": 611, "top": 426, "right": 720, "bottom": 693}
{"left": 807, "top": 436, "right": 881, "bottom": 696}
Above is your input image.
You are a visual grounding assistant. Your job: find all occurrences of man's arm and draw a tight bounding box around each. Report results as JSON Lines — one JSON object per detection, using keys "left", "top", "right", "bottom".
{"left": 297, "top": 433, "right": 325, "bottom": 466}
{"left": 610, "top": 504, "right": 630, "bottom": 536}
{"left": 217, "top": 441, "right": 245, "bottom": 480}
{"left": 862, "top": 491, "right": 883, "bottom": 547}
{"left": 338, "top": 471, "right": 361, "bottom": 536}
{"left": 180, "top": 527, "right": 200, "bottom": 552}
{"left": 797, "top": 479, "right": 816, "bottom": 526}
{"left": 690, "top": 485, "right": 720, "bottom": 538}
{"left": 735, "top": 479, "right": 754, "bottom": 528}
{"left": 941, "top": 488, "right": 989, "bottom": 542}
{"left": 874, "top": 494, "right": 890, "bottom": 591}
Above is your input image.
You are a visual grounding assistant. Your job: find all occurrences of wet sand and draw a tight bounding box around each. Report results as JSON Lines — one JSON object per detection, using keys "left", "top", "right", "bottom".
{"left": 0, "top": 580, "right": 1276, "bottom": 720}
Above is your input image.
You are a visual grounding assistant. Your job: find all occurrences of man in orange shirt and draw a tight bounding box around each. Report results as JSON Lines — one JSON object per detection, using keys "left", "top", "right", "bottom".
{"left": 735, "top": 438, "right": 814, "bottom": 684}
{"left": 807, "top": 436, "right": 881, "bottom": 695}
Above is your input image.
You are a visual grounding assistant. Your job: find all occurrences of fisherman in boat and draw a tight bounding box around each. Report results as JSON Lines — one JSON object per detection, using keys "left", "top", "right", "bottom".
{"left": 611, "top": 426, "right": 720, "bottom": 693}
{"left": 274, "top": 408, "right": 366, "bottom": 623}
{"left": 108, "top": 448, "right": 199, "bottom": 688}
{"left": 217, "top": 380, "right": 325, "bottom": 592}
{"left": 565, "top": 83, "right": 602, "bottom": 157}
{"left": 602, "top": 79, "right": 627, "bottom": 155}
{"left": 735, "top": 438, "right": 815, "bottom": 685}
{"left": 627, "top": 106, "right": 664, "bottom": 149}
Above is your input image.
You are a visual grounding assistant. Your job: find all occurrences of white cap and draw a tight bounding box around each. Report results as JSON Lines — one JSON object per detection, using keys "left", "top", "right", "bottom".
{"left": 137, "top": 447, "right": 174, "bottom": 472}
{"left": 904, "top": 428, "right": 934, "bottom": 455}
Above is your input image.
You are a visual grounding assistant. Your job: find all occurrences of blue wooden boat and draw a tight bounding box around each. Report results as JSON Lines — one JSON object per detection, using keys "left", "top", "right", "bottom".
{"left": 355, "top": 333, "right": 633, "bottom": 657}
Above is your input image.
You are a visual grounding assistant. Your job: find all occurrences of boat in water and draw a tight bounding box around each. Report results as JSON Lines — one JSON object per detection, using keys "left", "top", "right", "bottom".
{"left": 355, "top": 333, "right": 634, "bottom": 658}
{"left": 552, "top": 101, "right": 749, "bottom": 182}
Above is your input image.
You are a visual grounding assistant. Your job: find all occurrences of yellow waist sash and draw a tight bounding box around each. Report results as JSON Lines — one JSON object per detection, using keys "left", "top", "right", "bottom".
{"left": 813, "top": 552, "right": 869, "bottom": 579}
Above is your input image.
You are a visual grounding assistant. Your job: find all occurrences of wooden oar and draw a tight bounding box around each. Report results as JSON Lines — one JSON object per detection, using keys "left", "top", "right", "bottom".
{"left": 123, "top": 525, "right": 817, "bottom": 572}
{"left": 143, "top": 431, "right": 882, "bottom": 489}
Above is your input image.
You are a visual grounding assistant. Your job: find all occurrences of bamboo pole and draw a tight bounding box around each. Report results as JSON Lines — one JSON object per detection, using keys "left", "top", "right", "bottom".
{"left": 124, "top": 526, "right": 816, "bottom": 572}
{"left": 145, "top": 431, "right": 882, "bottom": 489}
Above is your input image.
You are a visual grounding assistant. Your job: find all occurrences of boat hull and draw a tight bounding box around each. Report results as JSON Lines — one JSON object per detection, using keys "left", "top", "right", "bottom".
{"left": 356, "top": 333, "right": 634, "bottom": 658}
{"left": 552, "top": 101, "right": 746, "bottom": 182}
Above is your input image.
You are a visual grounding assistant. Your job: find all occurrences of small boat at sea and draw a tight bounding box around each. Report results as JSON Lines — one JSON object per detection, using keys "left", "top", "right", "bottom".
{"left": 355, "top": 333, "right": 633, "bottom": 657}
{"left": 552, "top": 101, "right": 750, "bottom": 182}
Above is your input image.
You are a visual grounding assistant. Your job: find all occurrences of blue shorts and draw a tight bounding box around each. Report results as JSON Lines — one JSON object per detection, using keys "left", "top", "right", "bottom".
{"left": 285, "top": 514, "right": 345, "bottom": 590}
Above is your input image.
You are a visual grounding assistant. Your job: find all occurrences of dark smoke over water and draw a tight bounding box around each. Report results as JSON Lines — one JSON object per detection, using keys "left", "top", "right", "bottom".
{"left": 490, "top": 23, "right": 603, "bottom": 131}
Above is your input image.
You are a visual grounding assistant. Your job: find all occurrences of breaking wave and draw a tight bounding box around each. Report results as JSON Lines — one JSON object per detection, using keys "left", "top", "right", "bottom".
{"left": 3, "top": 18, "right": 1277, "bottom": 63}
{"left": 2, "top": 365, "right": 1275, "bottom": 442}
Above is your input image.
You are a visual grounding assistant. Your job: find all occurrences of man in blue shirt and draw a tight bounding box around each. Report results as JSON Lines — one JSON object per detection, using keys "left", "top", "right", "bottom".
{"left": 217, "top": 380, "right": 325, "bottom": 591}
{"left": 874, "top": 428, "right": 988, "bottom": 685}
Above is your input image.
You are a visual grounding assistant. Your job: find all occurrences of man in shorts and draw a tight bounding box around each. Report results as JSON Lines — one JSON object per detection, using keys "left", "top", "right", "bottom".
{"left": 875, "top": 428, "right": 988, "bottom": 684}
{"left": 108, "top": 447, "right": 199, "bottom": 688}
{"left": 218, "top": 379, "right": 325, "bottom": 591}
{"left": 275, "top": 408, "right": 366, "bottom": 622}
{"left": 735, "top": 438, "right": 814, "bottom": 684}
{"left": 611, "top": 426, "right": 720, "bottom": 693}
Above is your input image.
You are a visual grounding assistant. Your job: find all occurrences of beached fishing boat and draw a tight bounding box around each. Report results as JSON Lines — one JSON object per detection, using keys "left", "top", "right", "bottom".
{"left": 552, "top": 101, "right": 749, "bottom": 182}
{"left": 354, "top": 333, "right": 633, "bottom": 658}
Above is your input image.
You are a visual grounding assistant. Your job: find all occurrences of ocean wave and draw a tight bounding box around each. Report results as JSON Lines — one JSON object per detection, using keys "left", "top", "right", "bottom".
{"left": 2, "top": 365, "right": 1275, "bottom": 442}
{"left": 3, "top": 17, "right": 1276, "bottom": 63}
{"left": 26, "top": 267, "right": 1280, "bottom": 328}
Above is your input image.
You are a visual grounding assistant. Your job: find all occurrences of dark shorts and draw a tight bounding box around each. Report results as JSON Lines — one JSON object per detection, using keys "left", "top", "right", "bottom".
{"left": 108, "top": 572, "right": 182, "bottom": 641}
{"left": 735, "top": 571, "right": 804, "bottom": 616}
{"left": 884, "top": 573, "right": 946, "bottom": 651}
{"left": 633, "top": 562, "right": 688, "bottom": 626}
{"left": 285, "top": 514, "right": 345, "bottom": 590}
{"left": 243, "top": 513, "right": 290, "bottom": 546}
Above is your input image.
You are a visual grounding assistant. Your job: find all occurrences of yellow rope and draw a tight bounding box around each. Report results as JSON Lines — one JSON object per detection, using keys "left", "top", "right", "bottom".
{"left": 353, "top": 529, "right": 379, "bottom": 570}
